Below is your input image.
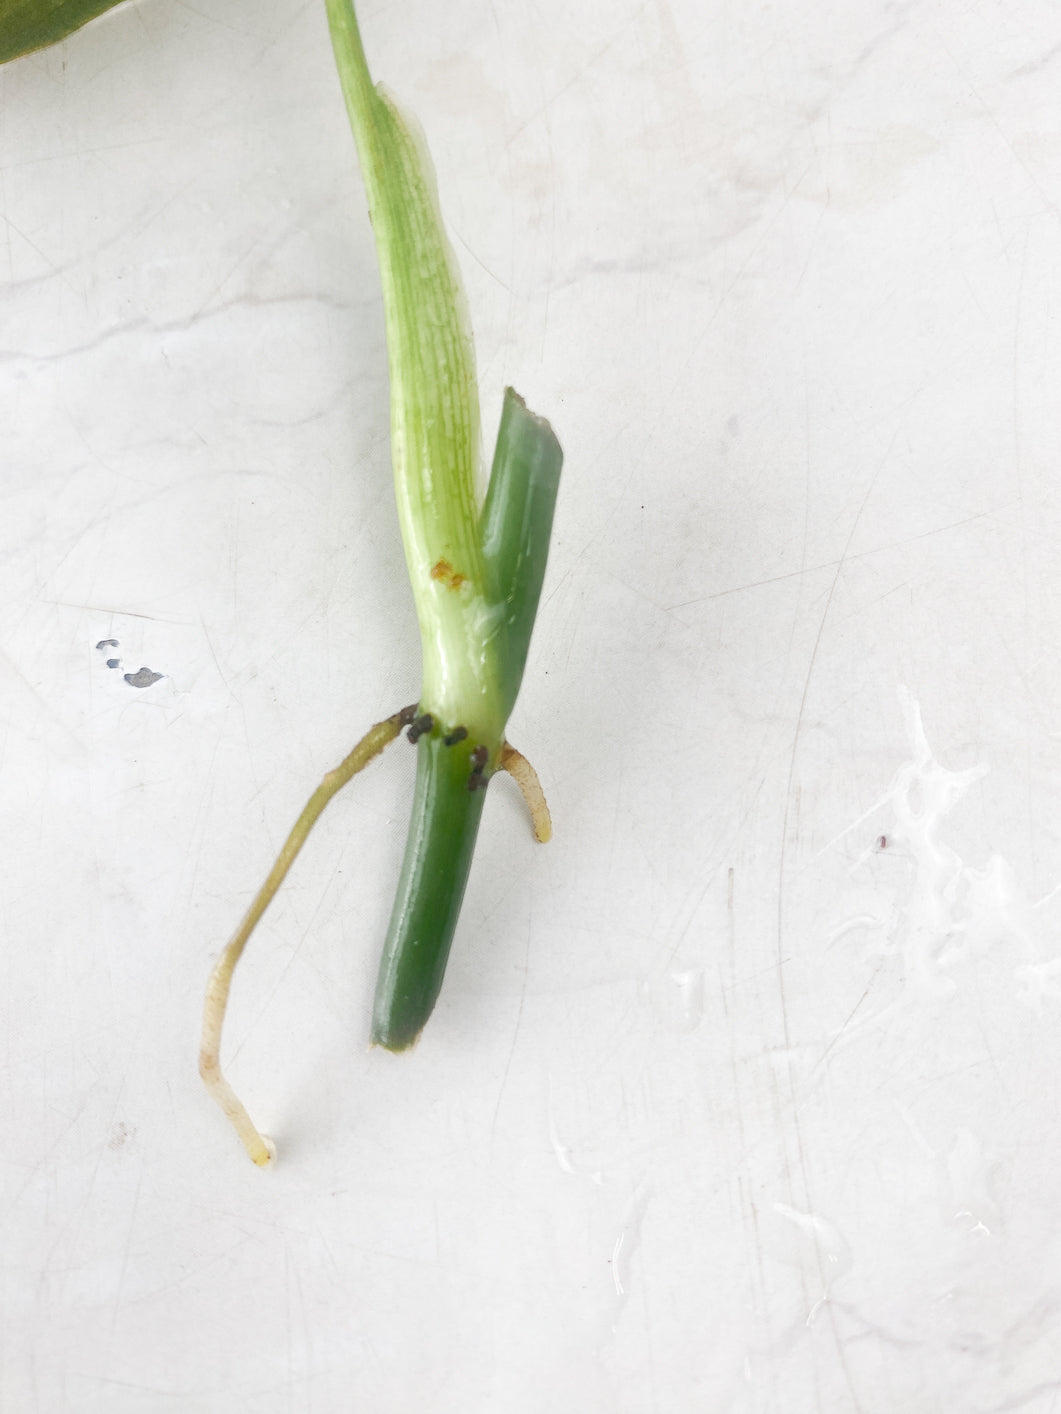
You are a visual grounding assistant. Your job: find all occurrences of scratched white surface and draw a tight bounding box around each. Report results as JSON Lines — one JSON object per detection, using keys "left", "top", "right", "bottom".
{"left": 4, "top": 0, "right": 1061, "bottom": 1409}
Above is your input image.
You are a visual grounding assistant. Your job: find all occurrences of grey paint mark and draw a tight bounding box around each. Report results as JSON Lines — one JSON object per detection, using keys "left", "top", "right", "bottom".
{"left": 106, "top": 658, "right": 120, "bottom": 669}
{"left": 107, "top": 1121, "right": 133, "bottom": 1151}
{"left": 124, "top": 667, "right": 163, "bottom": 689}
{"left": 96, "top": 638, "right": 119, "bottom": 650}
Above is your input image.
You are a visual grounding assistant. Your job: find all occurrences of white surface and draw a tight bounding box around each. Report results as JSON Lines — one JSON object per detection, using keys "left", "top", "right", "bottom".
{"left": 4, "top": 0, "right": 1061, "bottom": 1409}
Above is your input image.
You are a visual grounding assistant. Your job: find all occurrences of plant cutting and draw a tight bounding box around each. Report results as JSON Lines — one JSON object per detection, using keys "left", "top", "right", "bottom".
{"left": 1, "top": 0, "right": 562, "bottom": 1166}
{"left": 200, "top": 1, "right": 561, "bottom": 1164}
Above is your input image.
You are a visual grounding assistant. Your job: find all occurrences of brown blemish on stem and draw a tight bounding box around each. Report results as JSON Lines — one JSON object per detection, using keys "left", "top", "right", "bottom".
{"left": 429, "top": 558, "right": 467, "bottom": 591}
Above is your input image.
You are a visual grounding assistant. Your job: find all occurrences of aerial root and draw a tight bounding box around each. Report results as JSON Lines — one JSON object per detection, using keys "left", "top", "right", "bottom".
{"left": 199, "top": 705, "right": 415, "bottom": 1165}
{"left": 499, "top": 742, "right": 552, "bottom": 843}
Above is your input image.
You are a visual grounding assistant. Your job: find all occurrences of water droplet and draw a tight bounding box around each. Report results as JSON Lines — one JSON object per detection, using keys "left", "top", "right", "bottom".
{"left": 547, "top": 1110, "right": 602, "bottom": 1185}
{"left": 666, "top": 967, "right": 704, "bottom": 1032}
{"left": 940, "top": 1128, "right": 998, "bottom": 1236}
{"left": 611, "top": 1189, "right": 650, "bottom": 1299}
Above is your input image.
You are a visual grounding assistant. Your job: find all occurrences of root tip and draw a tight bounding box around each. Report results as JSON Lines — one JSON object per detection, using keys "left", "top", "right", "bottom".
{"left": 252, "top": 1135, "right": 277, "bottom": 1167}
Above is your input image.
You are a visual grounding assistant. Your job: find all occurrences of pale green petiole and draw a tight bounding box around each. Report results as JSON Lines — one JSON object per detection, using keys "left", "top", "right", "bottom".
{"left": 325, "top": 0, "right": 505, "bottom": 746}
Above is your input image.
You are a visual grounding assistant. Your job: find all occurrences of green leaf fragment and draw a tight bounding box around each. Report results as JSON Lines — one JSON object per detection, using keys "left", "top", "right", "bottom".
{"left": 0, "top": 0, "right": 128, "bottom": 65}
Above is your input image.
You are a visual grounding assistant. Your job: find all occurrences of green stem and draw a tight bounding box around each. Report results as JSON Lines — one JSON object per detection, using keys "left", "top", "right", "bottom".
{"left": 372, "top": 731, "right": 488, "bottom": 1050}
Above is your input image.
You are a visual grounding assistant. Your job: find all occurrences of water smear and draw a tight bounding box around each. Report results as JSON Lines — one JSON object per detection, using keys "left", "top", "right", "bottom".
{"left": 885, "top": 687, "right": 989, "bottom": 998}
{"left": 548, "top": 1108, "right": 603, "bottom": 1186}
{"left": 942, "top": 1127, "right": 998, "bottom": 1237}
{"left": 771, "top": 1202, "right": 852, "bottom": 1322}
{"left": 828, "top": 688, "right": 1060, "bottom": 1042}
{"left": 611, "top": 1189, "right": 651, "bottom": 1299}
